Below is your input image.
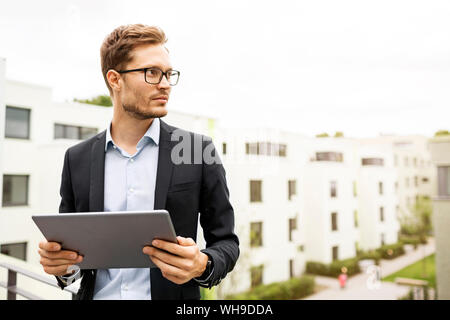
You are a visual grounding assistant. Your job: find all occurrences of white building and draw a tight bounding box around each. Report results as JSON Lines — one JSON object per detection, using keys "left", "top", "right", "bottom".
{"left": 215, "top": 127, "right": 307, "bottom": 296}
{"left": 302, "top": 138, "right": 360, "bottom": 263}
{"left": 356, "top": 143, "right": 400, "bottom": 250}
{"left": 360, "top": 136, "right": 437, "bottom": 221}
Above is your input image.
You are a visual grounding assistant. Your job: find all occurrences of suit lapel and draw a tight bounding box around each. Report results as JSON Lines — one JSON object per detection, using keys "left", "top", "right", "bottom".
{"left": 153, "top": 119, "right": 175, "bottom": 210}
{"left": 89, "top": 130, "right": 106, "bottom": 212}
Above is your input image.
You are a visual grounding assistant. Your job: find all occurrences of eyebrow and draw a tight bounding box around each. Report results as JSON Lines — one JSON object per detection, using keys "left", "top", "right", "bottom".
{"left": 141, "top": 65, "right": 173, "bottom": 71}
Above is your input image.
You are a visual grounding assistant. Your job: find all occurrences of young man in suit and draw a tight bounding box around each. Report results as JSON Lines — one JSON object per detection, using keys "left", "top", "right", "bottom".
{"left": 37, "top": 24, "right": 239, "bottom": 300}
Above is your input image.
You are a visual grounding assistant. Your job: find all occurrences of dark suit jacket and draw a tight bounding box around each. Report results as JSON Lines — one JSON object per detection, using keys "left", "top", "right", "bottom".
{"left": 56, "top": 119, "right": 239, "bottom": 300}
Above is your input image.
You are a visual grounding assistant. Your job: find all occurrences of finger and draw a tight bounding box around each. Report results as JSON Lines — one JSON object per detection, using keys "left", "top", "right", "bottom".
{"left": 152, "top": 239, "right": 185, "bottom": 256}
{"left": 40, "top": 256, "right": 83, "bottom": 267}
{"left": 38, "top": 249, "right": 79, "bottom": 260}
{"left": 177, "top": 236, "right": 196, "bottom": 246}
{"left": 42, "top": 264, "right": 74, "bottom": 276}
{"left": 147, "top": 247, "right": 192, "bottom": 270}
{"left": 39, "top": 241, "right": 61, "bottom": 252}
{"left": 150, "top": 255, "right": 188, "bottom": 279}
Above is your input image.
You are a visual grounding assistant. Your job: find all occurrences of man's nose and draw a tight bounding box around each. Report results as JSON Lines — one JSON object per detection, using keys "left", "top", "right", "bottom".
{"left": 158, "top": 75, "right": 171, "bottom": 89}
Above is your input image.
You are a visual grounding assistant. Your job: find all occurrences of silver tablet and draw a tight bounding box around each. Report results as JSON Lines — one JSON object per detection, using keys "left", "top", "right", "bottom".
{"left": 32, "top": 210, "right": 178, "bottom": 269}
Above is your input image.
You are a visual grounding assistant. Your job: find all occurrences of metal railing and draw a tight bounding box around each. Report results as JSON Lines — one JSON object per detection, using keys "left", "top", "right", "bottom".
{"left": 0, "top": 261, "right": 78, "bottom": 300}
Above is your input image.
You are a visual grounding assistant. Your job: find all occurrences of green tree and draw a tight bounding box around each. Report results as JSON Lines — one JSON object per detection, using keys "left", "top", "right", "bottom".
{"left": 334, "top": 131, "right": 344, "bottom": 138}
{"left": 434, "top": 130, "right": 450, "bottom": 137}
{"left": 74, "top": 95, "right": 113, "bottom": 107}
{"left": 399, "top": 196, "right": 432, "bottom": 237}
{"left": 316, "top": 133, "right": 329, "bottom": 138}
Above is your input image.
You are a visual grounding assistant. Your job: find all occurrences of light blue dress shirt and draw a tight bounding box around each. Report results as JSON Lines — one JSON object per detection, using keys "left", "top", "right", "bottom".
{"left": 92, "top": 118, "right": 160, "bottom": 300}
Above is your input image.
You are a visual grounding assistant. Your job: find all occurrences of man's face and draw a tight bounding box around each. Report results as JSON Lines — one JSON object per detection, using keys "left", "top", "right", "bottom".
{"left": 118, "top": 44, "right": 172, "bottom": 120}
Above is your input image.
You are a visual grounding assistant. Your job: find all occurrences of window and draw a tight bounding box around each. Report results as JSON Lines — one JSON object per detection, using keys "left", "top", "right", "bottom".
{"left": 404, "top": 157, "right": 409, "bottom": 167}
{"left": 354, "top": 210, "right": 358, "bottom": 228}
{"left": 1, "top": 242, "right": 27, "bottom": 261}
{"left": 394, "top": 155, "right": 398, "bottom": 167}
{"left": 222, "top": 142, "right": 227, "bottom": 155}
{"left": 316, "top": 152, "right": 343, "bottom": 162}
{"left": 330, "top": 181, "right": 337, "bottom": 198}
{"left": 405, "top": 177, "right": 409, "bottom": 188}
{"left": 251, "top": 265, "right": 264, "bottom": 288}
{"left": 380, "top": 207, "right": 384, "bottom": 222}
{"left": 288, "top": 180, "right": 297, "bottom": 200}
{"left": 414, "top": 158, "right": 417, "bottom": 167}
{"left": 289, "top": 218, "right": 297, "bottom": 242}
{"left": 414, "top": 176, "right": 418, "bottom": 187}
{"left": 289, "top": 259, "right": 294, "bottom": 279}
{"left": 332, "top": 246, "right": 339, "bottom": 261}
{"left": 395, "top": 181, "right": 399, "bottom": 192}
{"left": 422, "top": 177, "right": 429, "bottom": 183}
{"left": 245, "top": 142, "right": 286, "bottom": 157}
{"left": 2, "top": 175, "right": 29, "bottom": 207}
{"left": 279, "top": 144, "right": 287, "bottom": 157}
{"left": 438, "top": 166, "right": 450, "bottom": 197}
{"left": 379, "top": 182, "right": 383, "bottom": 195}
{"left": 250, "top": 222, "right": 263, "bottom": 247}
{"left": 381, "top": 233, "right": 385, "bottom": 246}
{"left": 331, "top": 212, "right": 338, "bottom": 231}
{"left": 353, "top": 181, "right": 357, "bottom": 197}
{"left": 54, "top": 124, "right": 98, "bottom": 140}
{"left": 361, "top": 158, "right": 384, "bottom": 166}
{"left": 258, "top": 142, "right": 269, "bottom": 155}
{"left": 250, "top": 180, "right": 262, "bottom": 202}
{"left": 5, "top": 106, "right": 31, "bottom": 139}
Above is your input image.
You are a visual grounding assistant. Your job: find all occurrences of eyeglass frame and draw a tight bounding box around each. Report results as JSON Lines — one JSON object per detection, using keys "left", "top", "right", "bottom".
{"left": 116, "top": 67, "right": 180, "bottom": 86}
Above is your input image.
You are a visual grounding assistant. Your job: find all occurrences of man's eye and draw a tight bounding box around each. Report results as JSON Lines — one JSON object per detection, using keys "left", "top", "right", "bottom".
{"left": 148, "top": 69, "right": 159, "bottom": 76}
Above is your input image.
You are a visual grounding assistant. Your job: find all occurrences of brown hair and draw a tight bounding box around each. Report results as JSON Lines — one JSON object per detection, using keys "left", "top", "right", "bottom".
{"left": 100, "top": 24, "right": 168, "bottom": 95}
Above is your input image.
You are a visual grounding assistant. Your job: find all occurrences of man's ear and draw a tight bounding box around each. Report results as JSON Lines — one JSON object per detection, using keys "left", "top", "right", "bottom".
{"left": 107, "top": 69, "right": 121, "bottom": 92}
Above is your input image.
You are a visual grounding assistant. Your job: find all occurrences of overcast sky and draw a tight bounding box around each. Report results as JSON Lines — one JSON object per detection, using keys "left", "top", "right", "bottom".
{"left": 0, "top": 0, "right": 449, "bottom": 138}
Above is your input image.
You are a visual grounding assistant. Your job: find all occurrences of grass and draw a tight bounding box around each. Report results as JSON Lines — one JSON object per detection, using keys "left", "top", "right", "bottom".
{"left": 382, "top": 253, "right": 436, "bottom": 288}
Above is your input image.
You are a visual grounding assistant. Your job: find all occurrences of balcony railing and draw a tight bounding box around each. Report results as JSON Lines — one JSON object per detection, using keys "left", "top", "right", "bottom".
{"left": 0, "top": 261, "right": 78, "bottom": 300}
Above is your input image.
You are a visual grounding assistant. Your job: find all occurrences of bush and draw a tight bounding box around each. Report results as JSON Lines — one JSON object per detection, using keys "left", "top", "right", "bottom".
{"left": 357, "top": 250, "right": 382, "bottom": 265}
{"left": 400, "top": 235, "right": 427, "bottom": 248}
{"left": 399, "top": 236, "right": 420, "bottom": 249}
{"left": 377, "top": 242, "right": 405, "bottom": 259}
{"left": 306, "top": 257, "right": 361, "bottom": 277}
{"left": 225, "top": 275, "right": 315, "bottom": 300}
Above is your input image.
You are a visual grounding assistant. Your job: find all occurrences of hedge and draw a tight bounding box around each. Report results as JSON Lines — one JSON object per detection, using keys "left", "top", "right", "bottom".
{"left": 306, "top": 257, "right": 361, "bottom": 277}
{"left": 400, "top": 235, "right": 427, "bottom": 247}
{"left": 376, "top": 242, "right": 405, "bottom": 259}
{"left": 225, "top": 275, "right": 315, "bottom": 300}
{"left": 306, "top": 242, "right": 406, "bottom": 277}
{"left": 357, "top": 250, "right": 381, "bottom": 265}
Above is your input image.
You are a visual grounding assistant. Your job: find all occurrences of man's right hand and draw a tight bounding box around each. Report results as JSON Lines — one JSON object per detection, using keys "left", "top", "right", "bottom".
{"left": 38, "top": 241, "right": 83, "bottom": 276}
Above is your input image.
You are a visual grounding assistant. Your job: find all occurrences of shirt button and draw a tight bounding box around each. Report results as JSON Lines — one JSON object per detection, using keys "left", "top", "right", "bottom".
{"left": 130, "top": 158, "right": 134, "bottom": 163}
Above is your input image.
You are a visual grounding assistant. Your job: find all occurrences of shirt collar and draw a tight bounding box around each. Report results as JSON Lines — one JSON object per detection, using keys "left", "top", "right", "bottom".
{"left": 105, "top": 118, "right": 160, "bottom": 152}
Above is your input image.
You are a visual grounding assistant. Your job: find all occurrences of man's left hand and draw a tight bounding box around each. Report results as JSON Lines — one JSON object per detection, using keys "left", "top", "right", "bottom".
{"left": 142, "top": 236, "right": 209, "bottom": 285}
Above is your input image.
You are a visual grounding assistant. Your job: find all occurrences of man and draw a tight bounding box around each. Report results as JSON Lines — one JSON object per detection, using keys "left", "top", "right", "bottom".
{"left": 37, "top": 24, "right": 239, "bottom": 300}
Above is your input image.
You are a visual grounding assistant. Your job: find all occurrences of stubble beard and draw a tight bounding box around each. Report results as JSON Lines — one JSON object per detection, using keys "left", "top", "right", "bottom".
{"left": 122, "top": 98, "right": 168, "bottom": 120}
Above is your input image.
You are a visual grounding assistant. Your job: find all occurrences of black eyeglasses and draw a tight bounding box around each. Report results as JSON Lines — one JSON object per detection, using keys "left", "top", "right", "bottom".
{"left": 116, "top": 67, "right": 180, "bottom": 86}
